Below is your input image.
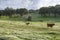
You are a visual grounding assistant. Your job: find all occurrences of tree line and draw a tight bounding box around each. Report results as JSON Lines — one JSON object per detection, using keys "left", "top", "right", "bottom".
{"left": 39, "top": 5, "right": 60, "bottom": 17}
{"left": 0, "top": 7, "right": 29, "bottom": 17}
{"left": 0, "top": 5, "right": 60, "bottom": 18}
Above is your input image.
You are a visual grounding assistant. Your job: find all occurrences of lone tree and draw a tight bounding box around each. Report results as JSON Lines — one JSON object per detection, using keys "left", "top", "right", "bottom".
{"left": 25, "top": 14, "right": 32, "bottom": 25}
{"left": 26, "top": 14, "right": 32, "bottom": 21}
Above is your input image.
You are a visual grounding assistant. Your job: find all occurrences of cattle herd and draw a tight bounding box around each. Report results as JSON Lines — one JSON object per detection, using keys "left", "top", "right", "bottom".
{"left": 26, "top": 22, "right": 55, "bottom": 28}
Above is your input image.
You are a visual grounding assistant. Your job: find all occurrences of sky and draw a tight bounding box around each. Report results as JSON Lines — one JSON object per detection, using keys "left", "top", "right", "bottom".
{"left": 0, "top": 0, "right": 60, "bottom": 10}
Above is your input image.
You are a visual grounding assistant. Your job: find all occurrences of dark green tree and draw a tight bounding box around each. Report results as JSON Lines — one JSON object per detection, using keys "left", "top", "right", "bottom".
{"left": 16, "top": 8, "right": 28, "bottom": 16}
{"left": 4, "top": 7, "right": 15, "bottom": 17}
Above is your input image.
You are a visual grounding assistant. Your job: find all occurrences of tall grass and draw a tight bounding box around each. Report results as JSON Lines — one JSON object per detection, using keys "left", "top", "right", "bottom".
{"left": 0, "top": 20, "right": 60, "bottom": 40}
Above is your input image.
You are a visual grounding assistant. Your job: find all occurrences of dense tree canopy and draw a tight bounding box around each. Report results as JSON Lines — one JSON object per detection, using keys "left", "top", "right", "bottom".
{"left": 39, "top": 5, "right": 60, "bottom": 17}
{"left": 0, "top": 5, "right": 60, "bottom": 18}
{"left": 16, "top": 8, "right": 28, "bottom": 16}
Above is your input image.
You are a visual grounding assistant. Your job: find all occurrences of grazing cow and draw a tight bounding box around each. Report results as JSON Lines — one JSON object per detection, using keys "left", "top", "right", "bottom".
{"left": 26, "top": 22, "right": 30, "bottom": 25}
{"left": 47, "top": 23, "right": 55, "bottom": 28}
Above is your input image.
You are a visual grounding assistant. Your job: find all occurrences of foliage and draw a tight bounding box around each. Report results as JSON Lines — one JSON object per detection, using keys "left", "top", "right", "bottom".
{"left": 16, "top": 8, "right": 28, "bottom": 16}
{"left": 39, "top": 5, "right": 60, "bottom": 17}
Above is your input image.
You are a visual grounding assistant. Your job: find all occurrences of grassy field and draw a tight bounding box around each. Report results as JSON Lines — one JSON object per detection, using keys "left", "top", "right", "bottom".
{"left": 0, "top": 13, "right": 60, "bottom": 40}
{"left": 0, "top": 20, "right": 60, "bottom": 40}
{"left": 0, "top": 13, "right": 60, "bottom": 22}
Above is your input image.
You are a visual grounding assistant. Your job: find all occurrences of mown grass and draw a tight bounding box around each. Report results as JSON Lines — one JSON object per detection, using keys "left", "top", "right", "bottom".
{"left": 0, "top": 20, "right": 60, "bottom": 40}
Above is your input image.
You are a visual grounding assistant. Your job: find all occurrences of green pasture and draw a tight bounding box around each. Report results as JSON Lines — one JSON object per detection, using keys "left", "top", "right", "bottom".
{"left": 0, "top": 13, "right": 60, "bottom": 22}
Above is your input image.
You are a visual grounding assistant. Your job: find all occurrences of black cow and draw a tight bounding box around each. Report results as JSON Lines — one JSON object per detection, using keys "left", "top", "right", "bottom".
{"left": 47, "top": 23, "right": 55, "bottom": 28}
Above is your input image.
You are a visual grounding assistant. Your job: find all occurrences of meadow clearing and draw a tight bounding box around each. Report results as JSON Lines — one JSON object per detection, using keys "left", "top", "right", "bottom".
{"left": 0, "top": 19, "right": 60, "bottom": 40}
{"left": 0, "top": 12, "right": 60, "bottom": 40}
